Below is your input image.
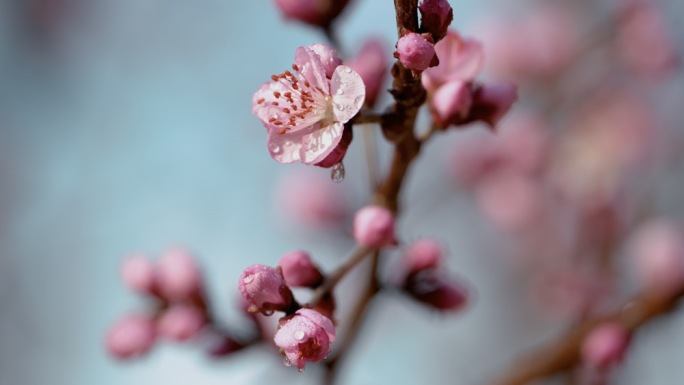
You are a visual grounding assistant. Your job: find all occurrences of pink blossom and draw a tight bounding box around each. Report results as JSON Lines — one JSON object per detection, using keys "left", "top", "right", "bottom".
{"left": 277, "top": 169, "right": 348, "bottom": 227}
{"left": 239, "top": 264, "right": 295, "bottom": 314}
{"left": 278, "top": 250, "right": 324, "bottom": 288}
{"left": 105, "top": 314, "right": 156, "bottom": 359}
{"left": 352, "top": 205, "right": 397, "bottom": 249}
{"left": 273, "top": 0, "right": 350, "bottom": 28}
{"left": 157, "top": 246, "right": 203, "bottom": 301}
{"left": 629, "top": 219, "right": 684, "bottom": 295}
{"left": 421, "top": 31, "right": 484, "bottom": 93}
{"left": 395, "top": 33, "right": 437, "bottom": 72}
{"left": 419, "top": 0, "right": 453, "bottom": 40}
{"left": 252, "top": 44, "right": 365, "bottom": 167}
{"left": 581, "top": 323, "right": 631, "bottom": 369}
{"left": 475, "top": 174, "right": 544, "bottom": 232}
{"left": 157, "top": 304, "right": 206, "bottom": 342}
{"left": 346, "top": 38, "right": 389, "bottom": 107}
{"left": 120, "top": 253, "right": 156, "bottom": 295}
{"left": 274, "top": 308, "right": 335, "bottom": 370}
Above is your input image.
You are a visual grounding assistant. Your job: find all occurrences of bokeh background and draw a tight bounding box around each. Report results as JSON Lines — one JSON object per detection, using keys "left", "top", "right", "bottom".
{"left": 1, "top": 1, "right": 683, "bottom": 384}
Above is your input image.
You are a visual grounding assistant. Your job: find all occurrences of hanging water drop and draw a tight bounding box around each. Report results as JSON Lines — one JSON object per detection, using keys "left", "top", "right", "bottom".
{"left": 331, "top": 162, "right": 345, "bottom": 183}
{"left": 283, "top": 356, "right": 292, "bottom": 367}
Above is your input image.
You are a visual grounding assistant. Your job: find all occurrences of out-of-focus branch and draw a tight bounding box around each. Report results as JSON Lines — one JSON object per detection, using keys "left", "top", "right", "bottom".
{"left": 490, "top": 287, "right": 684, "bottom": 385}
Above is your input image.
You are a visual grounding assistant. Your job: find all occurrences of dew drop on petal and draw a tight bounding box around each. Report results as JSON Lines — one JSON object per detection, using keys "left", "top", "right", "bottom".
{"left": 336, "top": 88, "right": 344, "bottom": 95}
{"left": 354, "top": 96, "right": 363, "bottom": 107}
{"left": 243, "top": 274, "right": 255, "bottom": 284}
{"left": 331, "top": 162, "right": 345, "bottom": 183}
{"left": 294, "top": 330, "right": 306, "bottom": 341}
{"left": 344, "top": 67, "right": 352, "bottom": 74}
{"left": 283, "top": 356, "right": 292, "bottom": 367}
{"left": 269, "top": 143, "right": 282, "bottom": 154}
{"left": 263, "top": 309, "right": 274, "bottom": 316}
{"left": 335, "top": 103, "right": 344, "bottom": 111}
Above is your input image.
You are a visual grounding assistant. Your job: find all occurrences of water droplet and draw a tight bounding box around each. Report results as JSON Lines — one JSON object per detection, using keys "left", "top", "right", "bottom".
{"left": 263, "top": 309, "right": 274, "bottom": 316}
{"left": 336, "top": 88, "right": 344, "bottom": 95}
{"left": 335, "top": 103, "right": 344, "bottom": 111}
{"left": 269, "top": 143, "right": 282, "bottom": 154}
{"left": 294, "top": 330, "right": 306, "bottom": 341}
{"left": 297, "top": 367, "right": 304, "bottom": 373}
{"left": 271, "top": 113, "right": 279, "bottom": 120}
{"left": 354, "top": 96, "right": 363, "bottom": 106}
{"left": 331, "top": 162, "right": 345, "bottom": 183}
{"left": 344, "top": 67, "right": 352, "bottom": 74}
{"left": 243, "top": 274, "right": 255, "bottom": 284}
{"left": 283, "top": 356, "right": 292, "bottom": 367}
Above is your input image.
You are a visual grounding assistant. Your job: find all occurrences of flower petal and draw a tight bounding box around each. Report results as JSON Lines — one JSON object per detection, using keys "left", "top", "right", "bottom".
{"left": 295, "top": 46, "right": 330, "bottom": 94}
{"left": 267, "top": 128, "right": 315, "bottom": 164}
{"left": 309, "top": 43, "right": 342, "bottom": 78}
{"left": 299, "top": 122, "right": 343, "bottom": 164}
{"left": 330, "top": 65, "right": 365, "bottom": 124}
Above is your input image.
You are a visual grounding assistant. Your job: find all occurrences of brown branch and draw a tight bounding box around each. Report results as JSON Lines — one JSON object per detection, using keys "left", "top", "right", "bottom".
{"left": 490, "top": 286, "right": 684, "bottom": 385}
{"left": 309, "top": 247, "right": 372, "bottom": 306}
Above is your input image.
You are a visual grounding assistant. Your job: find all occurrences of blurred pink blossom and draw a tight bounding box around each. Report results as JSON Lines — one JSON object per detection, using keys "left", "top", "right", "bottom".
{"left": 105, "top": 314, "right": 157, "bottom": 359}
{"left": 157, "top": 247, "right": 203, "bottom": 301}
{"left": 581, "top": 323, "right": 631, "bottom": 369}
{"left": 629, "top": 219, "right": 684, "bottom": 295}
{"left": 157, "top": 304, "right": 206, "bottom": 342}
{"left": 120, "top": 253, "right": 156, "bottom": 295}
{"left": 278, "top": 250, "right": 324, "bottom": 288}
{"left": 273, "top": 0, "right": 350, "bottom": 28}
{"left": 277, "top": 169, "right": 348, "bottom": 227}
{"left": 419, "top": 0, "right": 453, "bottom": 40}
{"left": 346, "top": 38, "right": 389, "bottom": 107}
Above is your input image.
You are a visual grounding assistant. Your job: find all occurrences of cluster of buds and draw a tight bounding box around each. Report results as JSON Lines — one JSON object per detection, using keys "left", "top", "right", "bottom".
{"left": 239, "top": 251, "right": 335, "bottom": 371}
{"left": 105, "top": 247, "right": 209, "bottom": 359}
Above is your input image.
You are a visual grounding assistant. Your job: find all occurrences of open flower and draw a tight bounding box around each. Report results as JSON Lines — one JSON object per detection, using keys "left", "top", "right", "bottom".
{"left": 252, "top": 44, "right": 365, "bottom": 167}
{"left": 274, "top": 308, "right": 336, "bottom": 371}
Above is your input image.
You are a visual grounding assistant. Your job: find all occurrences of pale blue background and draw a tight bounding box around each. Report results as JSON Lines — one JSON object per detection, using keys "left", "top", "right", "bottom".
{"left": 1, "top": 1, "right": 683, "bottom": 385}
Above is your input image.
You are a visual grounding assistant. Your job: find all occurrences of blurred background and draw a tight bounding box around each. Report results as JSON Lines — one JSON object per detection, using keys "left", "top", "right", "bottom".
{"left": 1, "top": 0, "right": 683, "bottom": 384}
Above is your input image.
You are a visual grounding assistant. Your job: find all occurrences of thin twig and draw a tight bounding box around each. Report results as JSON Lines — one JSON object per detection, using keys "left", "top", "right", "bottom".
{"left": 309, "top": 247, "right": 372, "bottom": 306}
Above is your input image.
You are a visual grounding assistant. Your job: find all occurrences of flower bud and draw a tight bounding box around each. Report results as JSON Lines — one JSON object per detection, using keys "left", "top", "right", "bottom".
{"left": 403, "top": 270, "right": 468, "bottom": 311}
{"left": 430, "top": 80, "right": 472, "bottom": 128}
{"left": 157, "top": 247, "right": 203, "bottom": 301}
{"left": 352, "top": 205, "right": 397, "bottom": 249}
{"left": 105, "top": 314, "right": 156, "bottom": 359}
{"left": 419, "top": 0, "right": 453, "bottom": 40}
{"left": 157, "top": 304, "right": 206, "bottom": 342}
{"left": 274, "top": 308, "right": 335, "bottom": 371}
{"left": 629, "top": 219, "right": 684, "bottom": 295}
{"left": 239, "top": 264, "right": 295, "bottom": 315}
{"left": 464, "top": 82, "right": 518, "bottom": 128}
{"left": 404, "top": 238, "right": 443, "bottom": 272}
{"left": 278, "top": 250, "right": 324, "bottom": 288}
{"left": 120, "top": 253, "right": 156, "bottom": 295}
{"left": 395, "top": 32, "right": 438, "bottom": 72}
{"left": 581, "top": 323, "right": 631, "bottom": 369}
{"left": 346, "top": 38, "right": 389, "bottom": 107}
{"left": 273, "top": 0, "right": 350, "bottom": 28}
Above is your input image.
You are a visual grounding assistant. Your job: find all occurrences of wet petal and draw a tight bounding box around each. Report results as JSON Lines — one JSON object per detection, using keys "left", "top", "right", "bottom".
{"left": 330, "top": 65, "right": 365, "bottom": 124}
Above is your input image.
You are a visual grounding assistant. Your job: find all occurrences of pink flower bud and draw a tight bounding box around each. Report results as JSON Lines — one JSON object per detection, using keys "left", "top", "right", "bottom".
{"left": 404, "top": 239, "right": 443, "bottom": 273}
{"left": 120, "top": 253, "right": 156, "bottom": 295}
{"left": 157, "top": 304, "right": 206, "bottom": 342}
{"left": 581, "top": 323, "right": 631, "bottom": 369}
{"left": 278, "top": 250, "right": 324, "bottom": 288}
{"left": 352, "top": 205, "right": 397, "bottom": 249}
{"left": 629, "top": 219, "right": 684, "bottom": 295}
{"left": 277, "top": 169, "right": 348, "bottom": 228}
{"left": 157, "top": 247, "right": 203, "bottom": 301}
{"left": 274, "top": 308, "right": 335, "bottom": 371}
{"left": 239, "top": 264, "right": 295, "bottom": 315}
{"left": 105, "top": 314, "right": 156, "bottom": 359}
{"left": 419, "top": 0, "right": 453, "bottom": 40}
{"left": 464, "top": 82, "right": 518, "bottom": 128}
{"left": 273, "top": 0, "right": 350, "bottom": 28}
{"left": 347, "top": 38, "right": 389, "bottom": 107}
{"left": 430, "top": 80, "right": 472, "bottom": 128}
{"left": 395, "top": 32, "right": 437, "bottom": 72}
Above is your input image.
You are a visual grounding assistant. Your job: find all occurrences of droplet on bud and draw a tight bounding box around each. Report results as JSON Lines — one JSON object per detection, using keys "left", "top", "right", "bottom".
{"left": 243, "top": 274, "right": 255, "bottom": 284}
{"left": 294, "top": 330, "right": 306, "bottom": 341}
{"left": 331, "top": 162, "right": 345, "bottom": 183}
